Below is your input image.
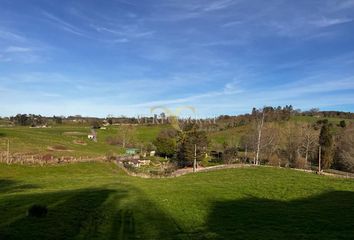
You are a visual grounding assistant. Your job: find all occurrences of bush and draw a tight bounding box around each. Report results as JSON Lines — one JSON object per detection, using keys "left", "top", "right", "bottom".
{"left": 106, "top": 136, "right": 122, "bottom": 145}
{"left": 27, "top": 204, "right": 48, "bottom": 218}
{"left": 106, "top": 151, "right": 116, "bottom": 161}
{"left": 268, "top": 154, "right": 281, "bottom": 167}
{"left": 295, "top": 157, "right": 307, "bottom": 169}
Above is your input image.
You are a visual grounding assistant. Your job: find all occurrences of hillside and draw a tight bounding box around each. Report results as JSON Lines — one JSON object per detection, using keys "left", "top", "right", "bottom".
{"left": 0, "top": 125, "right": 169, "bottom": 158}
{"left": 0, "top": 115, "right": 352, "bottom": 158}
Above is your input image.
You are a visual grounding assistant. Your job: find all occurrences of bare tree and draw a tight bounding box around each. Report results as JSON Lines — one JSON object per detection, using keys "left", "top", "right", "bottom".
{"left": 255, "top": 109, "right": 265, "bottom": 165}
{"left": 117, "top": 126, "right": 136, "bottom": 148}
{"left": 300, "top": 124, "right": 319, "bottom": 168}
{"left": 335, "top": 125, "right": 354, "bottom": 172}
{"left": 279, "top": 122, "right": 302, "bottom": 167}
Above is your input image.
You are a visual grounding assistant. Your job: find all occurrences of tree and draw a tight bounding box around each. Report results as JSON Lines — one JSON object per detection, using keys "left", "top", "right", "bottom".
{"left": 91, "top": 120, "right": 101, "bottom": 129}
{"left": 53, "top": 116, "right": 62, "bottom": 124}
{"left": 177, "top": 126, "right": 208, "bottom": 167}
{"left": 334, "top": 125, "right": 354, "bottom": 172}
{"left": 319, "top": 123, "right": 334, "bottom": 169}
{"left": 117, "top": 126, "right": 136, "bottom": 148}
{"left": 240, "top": 120, "right": 279, "bottom": 165}
{"left": 300, "top": 124, "right": 319, "bottom": 168}
{"left": 339, "top": 120, "right": 346, "bottom": 128}
{"left": 255, "top": 109, "right": 265, "bottom": 165}
{"left": 153, "top": 129, "right": 177, "bottom": 158}
{"left": 223, "top": 147, "right": 238, "bottom": 164}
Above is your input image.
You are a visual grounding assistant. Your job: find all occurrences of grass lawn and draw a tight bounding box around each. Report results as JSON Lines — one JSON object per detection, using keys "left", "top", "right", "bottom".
{"left": 0, "top": 163, "right": 354, "bottom": 239}
{"left": 209, "top": 125, "right": 250, "bottom": 147}
{"left": 0, "top": 125, "right": 168, "bottom": 157}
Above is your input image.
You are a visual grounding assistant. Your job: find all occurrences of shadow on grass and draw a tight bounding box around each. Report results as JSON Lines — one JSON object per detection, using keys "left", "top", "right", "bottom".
{"left": 0, "top": 183, "right": 180, "bottom": 240}
{"left": 2, "top": 178, "right": 353, "bottom": 240}
{"left": 202, "top": 191, "right": 354, "bottom": 240}
{"left": 0, "top": 179, "right": 39, "bottom": 194}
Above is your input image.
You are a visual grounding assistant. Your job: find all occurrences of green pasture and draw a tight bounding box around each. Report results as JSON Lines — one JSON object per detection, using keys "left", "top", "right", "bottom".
{"left": 0, "top": 162, "right": 354, "bottom": 239}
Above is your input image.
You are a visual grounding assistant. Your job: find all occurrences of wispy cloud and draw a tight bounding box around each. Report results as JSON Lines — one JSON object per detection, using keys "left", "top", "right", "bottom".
{"left": 221, "top": 20, "right": 243, "bottom": 28}
{"left": 0, "top": 30, "right": 26, "bottom": 42}
{"left": 311, "top": 17, "right": 353, "bottom": 27}
{"left": 153, "top": 0, "right": 240, "bottom": 21}
{"left": 42, "top": 11, "right": 86, "bottom": 37}
{"left": 5, "top": 46, "right": 33, "bottom": 52}
{"left": 0, "top": 72, "right": 71, "bottom": 84}
{"left": 333, "top": 0, "right": 354, "bottom": 10}
{"left": 197, "top": 39, "right": 246, "bottom": 47}
{"left": 0, "top": 54, "right": 12, "bottom": 62}
{"left": 90, "top": 24, "right": 155, "bottom": 41}
{"left": 131, "top": 88, "right": 243, "bottom": 108}
{"left": 0, "top": 49, "right": 43, "bottom": 63}
{"left": 203, "top": 0, "right": 237, "bottom": 12}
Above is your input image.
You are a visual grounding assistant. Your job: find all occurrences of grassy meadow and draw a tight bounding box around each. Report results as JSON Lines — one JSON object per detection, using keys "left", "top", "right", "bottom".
{"left": 0, "top": 162, "right": 354, "bottom": 239}
{"left": 0, "top": 125, "right": 169, "bottom": 157}
{"left": 0, "top": 123, "right": 245, "bottom": 158}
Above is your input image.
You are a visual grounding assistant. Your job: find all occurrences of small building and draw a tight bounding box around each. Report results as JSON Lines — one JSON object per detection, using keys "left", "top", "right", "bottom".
{"left": 88, "top": 129, "right": 97, "bottom": 142}
{"left": 126, "top": 148, "right": 140, "bottom": 155}
{"left": 139, "top": 159, "right": 151, "bottom": 166}
{"left": 150, "top": 151, "right": 156, "bottom": 157}
{"left": 88, "top": 134, "right": 97, "bottom": 141}
{"left": 124, "top": 159, "right": 151, "bottom": 168}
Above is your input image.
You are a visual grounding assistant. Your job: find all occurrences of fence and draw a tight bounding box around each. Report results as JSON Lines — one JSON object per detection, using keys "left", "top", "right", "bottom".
{"left": 0, "top": 151, "right": 106, "bottom": 165}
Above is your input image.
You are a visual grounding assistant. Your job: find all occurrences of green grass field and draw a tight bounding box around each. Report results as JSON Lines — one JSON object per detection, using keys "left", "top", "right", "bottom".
{"left": 0, "top": 123, "right": 244, "bottom": 157}
{"left": 0, "top": 125, "right": 168, "bottom": 157}
{"left": 1, "top": 162, "right": 353, "bottom": 239}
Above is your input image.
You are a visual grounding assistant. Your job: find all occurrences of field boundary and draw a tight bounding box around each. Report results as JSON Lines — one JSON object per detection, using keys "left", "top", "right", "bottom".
{"left": 115, "top": 162, "right": 354, "bottom": 179}
{"left": 0, "top": 151, "right": 106, "bottom": 165}
{"left": 115, "top": 162, "right": 256, "bottom": 178}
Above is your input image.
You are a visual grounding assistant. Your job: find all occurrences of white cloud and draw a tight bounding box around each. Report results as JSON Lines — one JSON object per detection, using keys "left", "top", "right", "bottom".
{"left": 311, "top": 17, "right": 353, "bottom": 27}
{"left": 91, "top": 24, "right": 154, "bottom": 40}
{"left": 5, "top": 46, "right": 33, "bottom": 52}
{"left": 0, "top": 30, "right": 26, "bottom": 42}
{"left": 203, "top": 0, "right": 236, "bottom": 12}
{"left": 42, "top": 11, "right": 86, "bottom": 37}
{"left": 222, "top": 20, "right": 243, "bottom": 28}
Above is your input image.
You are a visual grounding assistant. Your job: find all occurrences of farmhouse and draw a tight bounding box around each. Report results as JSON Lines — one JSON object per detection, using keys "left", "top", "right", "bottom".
{"left": 87, "top": 134, "right": 95, "bottom": 140}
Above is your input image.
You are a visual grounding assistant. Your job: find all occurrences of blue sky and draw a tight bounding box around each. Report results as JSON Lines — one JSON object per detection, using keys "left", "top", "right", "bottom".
{"left": 0, "top": 0, "right": 354, "bottom": 117}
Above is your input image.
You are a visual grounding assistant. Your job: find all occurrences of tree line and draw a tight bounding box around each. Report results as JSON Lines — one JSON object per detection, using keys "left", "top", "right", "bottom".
{"left": 239, "top": 108, "right": 353, "bottom": 172}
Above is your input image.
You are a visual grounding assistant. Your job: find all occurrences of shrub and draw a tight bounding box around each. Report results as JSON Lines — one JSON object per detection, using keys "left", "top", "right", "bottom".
{"left": 268, "top": 154, "right": 281, "bottom": 167}
{"left": 106, "top": 136, "right": 123, "bottom": 146}
{"left": 295, "top": 157, "right": 307, "bottom": 169}
{"left": 27, "top": 204, "right": 48, "bottom": 218}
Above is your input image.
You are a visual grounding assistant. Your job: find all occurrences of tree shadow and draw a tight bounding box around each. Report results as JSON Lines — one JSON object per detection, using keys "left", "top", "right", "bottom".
{"left": 0, "top": 188, "right": 117, "bottom": 240}
{"left": 0, "top": 179, "right": 39, "bottom": 194}
{"left": 203, "top": 191, "right": 354, "bottom": 240}
{"left": 0, "top": 183, "right": 180, "bottom": 240}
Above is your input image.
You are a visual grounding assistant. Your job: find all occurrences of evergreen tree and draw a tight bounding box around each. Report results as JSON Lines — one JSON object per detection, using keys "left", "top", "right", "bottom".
{"left": 319, "top": 123, "right": 333, "bottom": 169}
{"left": 177, "top": 126, "right": 209, "bottom": 167}
{"left": 153, "top": 129, "right": 177, "bottom": 158}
